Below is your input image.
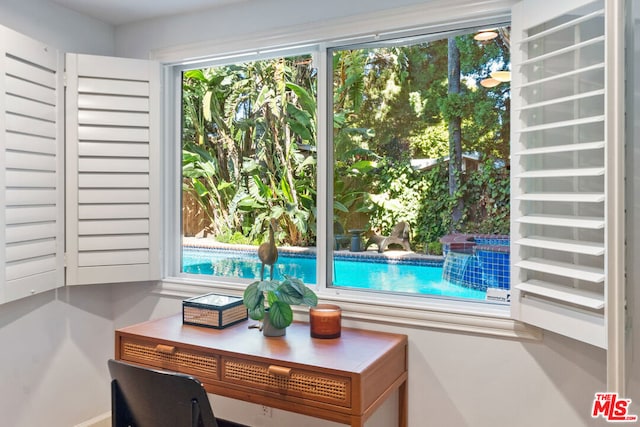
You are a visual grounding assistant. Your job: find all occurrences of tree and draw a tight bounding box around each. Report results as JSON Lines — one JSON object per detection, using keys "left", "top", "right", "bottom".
{"left": 447, "top": 37, "right": 463, "bottom": 227}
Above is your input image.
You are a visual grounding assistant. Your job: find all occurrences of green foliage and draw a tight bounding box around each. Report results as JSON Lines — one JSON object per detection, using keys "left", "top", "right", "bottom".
{"left": 214, "top": 230, "right": 257, "bottom": 245}
{"left": 458, "top": 160, "right": 510, "bottom": 234}
{"left": 182, "top": 27, "right": 511, "bottom": 255}
{"left": 182, "top": 55, "right": 318, "bottom": 244}
{"left": 427, "top": 241, "right": 443, "bottom": 255}
{"left": 365, "top": 160, "right": 510, "bottom": 251}
{"left": 243, "top": 276, "right": 318, "bottom": 329}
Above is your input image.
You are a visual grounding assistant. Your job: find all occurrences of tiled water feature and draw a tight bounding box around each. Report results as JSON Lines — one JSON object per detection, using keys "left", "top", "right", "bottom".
{"left": 440, "top": 234, "right": 510, "bottom": 292}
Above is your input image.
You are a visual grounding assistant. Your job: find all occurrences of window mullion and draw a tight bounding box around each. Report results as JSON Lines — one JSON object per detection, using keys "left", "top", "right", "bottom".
{"left": 316, "top": 44, "right": 330, "bottom": 293}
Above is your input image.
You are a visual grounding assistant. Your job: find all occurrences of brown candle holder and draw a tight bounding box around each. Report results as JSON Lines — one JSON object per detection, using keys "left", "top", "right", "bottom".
{"left": 309, "top": 304, "right": 341, "bottom": 339}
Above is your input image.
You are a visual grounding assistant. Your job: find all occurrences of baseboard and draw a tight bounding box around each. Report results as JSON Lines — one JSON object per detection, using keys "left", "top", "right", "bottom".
{"left": 73, "top": 412, "right": 111, "bottom": 427}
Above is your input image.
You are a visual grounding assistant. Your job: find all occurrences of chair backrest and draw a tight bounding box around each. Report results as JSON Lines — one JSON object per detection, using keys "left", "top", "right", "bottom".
{"left": 390, "top": 221, "right": 410, "bottom": 239}
{"left": 108, "top": 359, "right": 219, "bottom": 427}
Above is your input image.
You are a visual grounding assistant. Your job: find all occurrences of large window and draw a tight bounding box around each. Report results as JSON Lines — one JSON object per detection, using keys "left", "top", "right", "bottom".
{"left": 178, "top": 25, "right": 513, "bottom": 306}
{"left": 180, "top": 54, "right": 318, "bottom": 283}
{"left": 329, "top": 27, "right": 511, "bottom": 303}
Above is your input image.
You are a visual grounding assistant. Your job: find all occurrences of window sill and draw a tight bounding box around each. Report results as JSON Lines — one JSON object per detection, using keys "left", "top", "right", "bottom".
{"left": 157, "top": 277, "right": 543, "bottom": 341}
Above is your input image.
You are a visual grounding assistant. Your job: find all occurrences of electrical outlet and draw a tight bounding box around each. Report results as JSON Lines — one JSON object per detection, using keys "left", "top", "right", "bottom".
{"left": 261, "top": 405, "right": 272, "bottom": 417}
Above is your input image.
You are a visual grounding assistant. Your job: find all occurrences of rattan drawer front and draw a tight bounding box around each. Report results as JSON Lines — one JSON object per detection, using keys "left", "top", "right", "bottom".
{"left": 120, "top": 338, "right": 219, "bottom": 381}
{"left": 222, "top": 357, "right": 351, "bottom": 407}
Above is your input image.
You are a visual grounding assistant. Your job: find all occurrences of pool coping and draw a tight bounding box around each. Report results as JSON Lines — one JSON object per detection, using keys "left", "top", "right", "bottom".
{"left": 183, "top": 237, "right": 444, "bottom": 266}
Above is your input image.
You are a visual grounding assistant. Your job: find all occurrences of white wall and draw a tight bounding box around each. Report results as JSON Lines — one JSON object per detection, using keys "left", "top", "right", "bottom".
{"left": 0, "top": 286, "right": 116, "bottom": 427}
{"left": 0, "top": 0, "right": 114, "bottom": 56}
{"left": 114, "top": 0, "right": 513, "bottom": 59}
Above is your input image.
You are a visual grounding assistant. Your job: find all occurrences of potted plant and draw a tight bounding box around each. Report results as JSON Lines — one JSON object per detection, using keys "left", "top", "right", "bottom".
{"left": 243, "top": 276, "right": 318, "bottom": 336}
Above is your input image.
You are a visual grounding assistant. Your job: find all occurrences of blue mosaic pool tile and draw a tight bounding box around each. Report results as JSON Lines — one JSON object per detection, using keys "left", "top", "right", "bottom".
{"left": 441, "top": 235, "right": 511, "bottom": 292}
{"left": 475, "top": 249, "right": 510, "bottom": 290}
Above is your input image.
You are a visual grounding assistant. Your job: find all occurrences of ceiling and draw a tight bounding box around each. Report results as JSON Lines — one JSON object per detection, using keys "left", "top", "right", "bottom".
{"left": 50, "top": 0, "right": 249, "bottom": 26}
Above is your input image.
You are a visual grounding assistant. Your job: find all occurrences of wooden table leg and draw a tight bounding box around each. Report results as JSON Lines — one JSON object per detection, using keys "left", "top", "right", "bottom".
{"left": 350, "top": 416, "right": 364, "bottom": 427}
{"left": 398, "top": 379, "right": 408, "bottom": 427}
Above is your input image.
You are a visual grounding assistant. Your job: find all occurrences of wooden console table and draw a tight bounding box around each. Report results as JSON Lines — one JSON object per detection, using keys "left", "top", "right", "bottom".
{"left": 115, "top": 314, "right": 408, "bottom": 427}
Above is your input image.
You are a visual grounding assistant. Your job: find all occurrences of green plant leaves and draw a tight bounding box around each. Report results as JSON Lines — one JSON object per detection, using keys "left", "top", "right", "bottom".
{"left": 243, "top": 277, "right": 317, "bottom": 328}
{"left": 267, "top": 301, "right": 293, "bottom": 329}
{"left": 243, "top": 281, "right": 265, "bottom": 320}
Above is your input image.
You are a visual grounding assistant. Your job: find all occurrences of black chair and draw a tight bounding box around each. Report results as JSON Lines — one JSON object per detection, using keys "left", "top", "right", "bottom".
{"left": 108, "top": 359, "right": 249, "bottom": 427}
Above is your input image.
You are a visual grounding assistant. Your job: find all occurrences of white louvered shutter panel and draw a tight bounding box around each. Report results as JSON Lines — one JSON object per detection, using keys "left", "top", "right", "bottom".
{"left": 65, "top": 54, "right": 160, "bottom": 285}
{"left": 0, "top": 27, "right": 64, "bottom": 303}
{"left": 511, "top": 0, "right": 623, "bottom": 353}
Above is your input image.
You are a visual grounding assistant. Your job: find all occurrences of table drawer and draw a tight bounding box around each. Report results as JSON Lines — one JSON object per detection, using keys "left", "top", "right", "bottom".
{"left": 119, "top": 337, "right": 219, "bottom": 381}
{"left": 222, "top": 356, "right": 351, "bottom": 408}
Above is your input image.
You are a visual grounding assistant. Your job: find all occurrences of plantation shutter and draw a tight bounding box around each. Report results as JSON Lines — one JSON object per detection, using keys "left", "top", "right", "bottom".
{"left": 511, "top": 0, "right": 624, "bottom": 370}
{"left": 0, "top": 27, "right": 64, "bottom": 303}
{"left": 65, "top": 54, "right": 160, "bottom": 286}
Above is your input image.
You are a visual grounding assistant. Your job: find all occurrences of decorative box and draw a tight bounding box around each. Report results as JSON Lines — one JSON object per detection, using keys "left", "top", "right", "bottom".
{"left": 182, "top": 293, "right": 247, "bottom": 329}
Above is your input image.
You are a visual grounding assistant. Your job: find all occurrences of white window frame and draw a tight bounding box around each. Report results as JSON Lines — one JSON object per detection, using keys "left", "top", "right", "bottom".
{"left": 155, "top": 4, "right": 542, "bottom": 340}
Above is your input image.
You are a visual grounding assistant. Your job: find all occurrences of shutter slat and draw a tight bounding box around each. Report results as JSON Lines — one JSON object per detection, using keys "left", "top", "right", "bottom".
{"left": 78, "top": 110, "right": 149, "bottom": 127}
{"left": 516, "top": 280, "right": 604, "bottom": 309}
{"left": 519, "top": 35, "right": 604, "bottom": 65}
{"left": 78, "top": 219, "right": 149, "bottom": 235}
{"left": 6, "top": 223, "right": 57, "bottom": 244}
{"left": 6, "top": 189, "right": 57, "bottom": 205}
{"left": 78, "top": 77, "right": 149, "bottom": 96}
{"left": 6, "top": 240, "right": 57, "bottom": 263}
{"left": 78, "top": 189, "right": 149, "bottom": 204}
{"left": 515, "top": 89, "right": 604, "bottom": 112}
{"left": 6, "top": 94, "right": 57, "bottom": 122}
{"left": 6, "top": 256, "right": 56, "bottom": 281}
{"left": 78, "top": 94, "right": 149, "bottom": 112}
{"left": 5, "top": 56, "right": 56, "bottom": 88}
{"left": 79, "top": 173, "right": 149, "bottom": 189}
{"left": 514, "top": 62, "right": 604, "bottom": 90}
{"left": 517, "top": 8, "right": 604, "bottom": 44}
{"left": 5, "top": 75, "right": 56, "bottom": 105}
{"left": 78, "top": 126, "right": 149, "bottom": 142}
{"left": 79, "top": 250, "right": 149, "bottom": 267}
{"left": 5, "top": 206, "right": 57, "bottom": 225}
{"left": 517, "top": 167, "right": 604, "bottom": 178}
{"left": 517, "top": 192, "right": 604, "bottom": 203}
{"left": 517, "top": 115, "right": 604, "bottom": 133}
{"left": 516, "top": 236, "right": 604, "bottom": 256}
{"left": 5, "top": 151, "right": 56, "bottom": 171}
{"left": 78, "top": 142, "right": 149, "bottom": 158}
{"left": 5, "top": 132, "right": 57, "bottom": 155}
{"left": 516, "top": 214, "right": 604, "bottom": 229}
{"left": 6, "top": 113, "right": 57, "bottom": 138}
{"left": 517, "top": 257, "right": 604, "bottom": 284}
{"left": 513, "top": 141, "right": 605, "bottom": 156}
{"left": 78, "top": 235, "right": 149, "bottom": 251}
{"left": 78, "top": 158, "right": 149, "bottom": 173}
{"left": 6, "top": 170, "right": 56, "bottom": 188}
{"left": 78, "top": 204, "right": 150, "bottom": 220}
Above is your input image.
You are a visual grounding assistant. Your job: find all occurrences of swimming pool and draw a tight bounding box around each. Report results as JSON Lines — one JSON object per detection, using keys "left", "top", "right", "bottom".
{"left": 182, "top": 247, "right": 487, "bottom": 300}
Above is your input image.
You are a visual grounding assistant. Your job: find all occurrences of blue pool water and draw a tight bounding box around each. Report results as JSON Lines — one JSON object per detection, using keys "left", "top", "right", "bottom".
{"left": 182, "top": 248, "right": 487, "bottom": 300}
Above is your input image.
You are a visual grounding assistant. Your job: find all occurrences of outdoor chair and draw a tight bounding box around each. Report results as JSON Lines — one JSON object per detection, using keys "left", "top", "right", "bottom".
{"left": 364, "top": 221, "right": 412, "bottom": 253}
{"left": 108, "top": 359, "right": 249, "bottom": 427}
